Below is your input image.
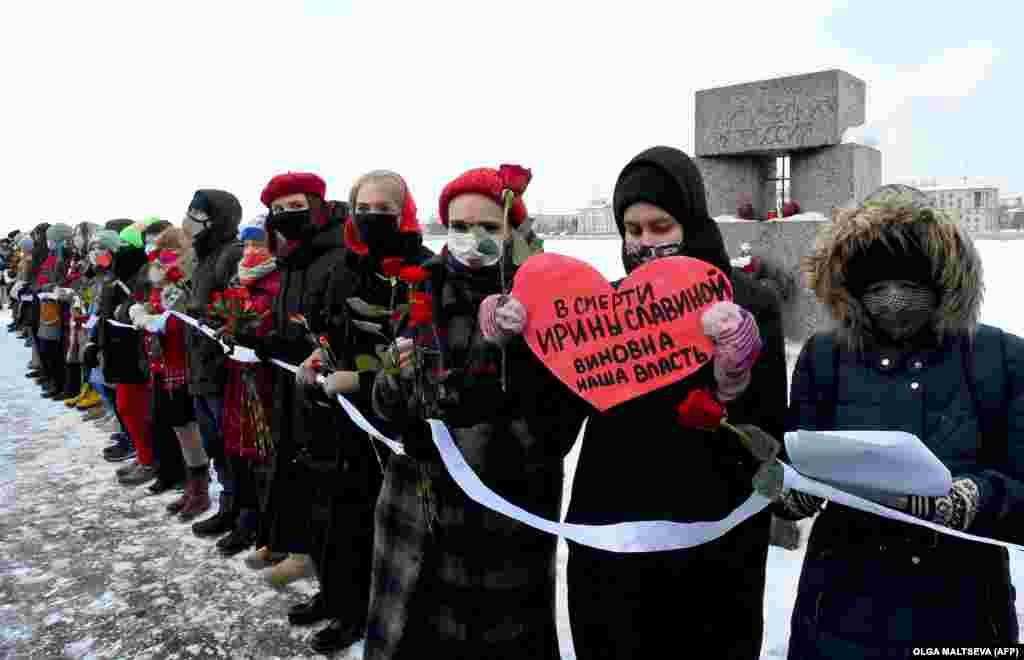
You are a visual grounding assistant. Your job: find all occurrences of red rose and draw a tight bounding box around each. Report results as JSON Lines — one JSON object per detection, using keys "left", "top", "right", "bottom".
{"left": 498, "top": 164, "right": 533, "bottom": 196}
{"left": 318, "top": 335, "right": 330, "bottom": 347}
{"left": 398, "top": 265, "right": 429, "bottom": 284}
{"left": 147, "top": 251, "right": 159, "bottom": 263}
{"left": 38, "top": 275, "right": 49, "bottom": 285}
{"left": 212, "top": 292, "right": 222, "bottom": 303}
{"left": 165, "top": 266, "right": 184, "bottom": 283}
{"left": 409, "top": 292, "right": 433, "bottom": 325}
{"left": 676, "top": 389, "right": 725, "bottom": 432}
{"left": 381, "top": 257, "right": 404, "bottom": 278}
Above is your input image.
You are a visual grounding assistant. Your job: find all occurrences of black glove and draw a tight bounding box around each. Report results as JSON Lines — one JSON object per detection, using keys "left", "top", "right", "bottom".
{"left": 233, "top": 331, "right": 269, "bottom": 361}
{"left": 83, "top": 343, "right": 99, "bottom": 370}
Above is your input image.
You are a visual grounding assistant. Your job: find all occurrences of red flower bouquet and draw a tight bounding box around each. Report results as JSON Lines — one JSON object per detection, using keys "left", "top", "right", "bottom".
{"left": 409, "top": 291, "right": 433, "bottom": 326}
{"left": 498, "top": 164, "right": 532, "bottom": 196}
{"left": 381, "top": 257, "right": 404, "bottom": 279}
{"left": 676, "top": 389, "right": 756, "bottom": 451}
{"left": 398, "top": 265, "right": 429, "bottom": 284}
{"left": 208, "top": 286, "right": 268, "bottom": 337}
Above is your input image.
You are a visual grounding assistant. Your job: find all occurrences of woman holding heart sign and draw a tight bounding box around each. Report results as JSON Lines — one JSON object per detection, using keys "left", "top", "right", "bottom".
{"left": 560, "top": 146, "right": 787, "bottom": 659}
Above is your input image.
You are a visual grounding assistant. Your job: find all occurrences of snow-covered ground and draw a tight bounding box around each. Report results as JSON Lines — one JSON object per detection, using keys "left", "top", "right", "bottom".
{"left": 1, "top": 238, "right": 1022, "bottom": 659}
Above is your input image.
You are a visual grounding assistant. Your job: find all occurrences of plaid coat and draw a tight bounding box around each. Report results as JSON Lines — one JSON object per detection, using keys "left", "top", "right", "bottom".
{"left": 365, "top": 258, "right": 590, "bottom": 660}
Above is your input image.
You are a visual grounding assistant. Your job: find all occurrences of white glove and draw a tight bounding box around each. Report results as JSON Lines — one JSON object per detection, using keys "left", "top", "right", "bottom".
{"left": 142, "top": 312, "right": 169, "bottom": 335}
{"left": 128, "top": 303, "right": 146, "bottom": 328}
{"left": 322, "top": 371, "right": 360, "bottom": 397}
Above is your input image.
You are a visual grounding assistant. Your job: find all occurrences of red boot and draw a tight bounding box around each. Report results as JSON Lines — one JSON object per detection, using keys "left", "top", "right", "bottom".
{"left": 166, "top": 481, "right": 191, "bottom": 515}
{"left": 178, "top": 469, "right": 210, "bottom": 522}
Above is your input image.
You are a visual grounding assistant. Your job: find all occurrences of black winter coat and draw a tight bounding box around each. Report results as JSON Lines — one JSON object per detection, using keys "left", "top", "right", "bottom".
{"left": 97, "top": 247, "right": 149, "bottom": 385}
{"left": 785, "top": 328, "right": 1023, "bottom": 657}
{"left": 185, "top": 189, "right": 243, "bottom": 397}
{"left": 258, "top": 223, "right": 408, "bottom": 561}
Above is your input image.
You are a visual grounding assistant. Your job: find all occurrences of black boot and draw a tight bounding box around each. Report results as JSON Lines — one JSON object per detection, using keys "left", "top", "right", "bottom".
{"left": 287, "top": 593, "right": 329, "bottom": 626}
{"left": 60, "top": 363, "right": 82, "bottom": 400}
{"left": 310, "top": 619, "right": 361, "bottom": 654}
{"left": 216, "top": 526, "right": 256, "bottom": 557}
{"left": 191, "top": 493, "right": 235, "bottom": 537}
{"left": 40, "top": 381, "right": 61, "bottom": 398}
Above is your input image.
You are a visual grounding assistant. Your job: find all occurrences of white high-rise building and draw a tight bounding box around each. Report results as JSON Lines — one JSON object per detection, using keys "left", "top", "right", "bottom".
{"left": 917, "top": 181, "right": 1000, "bottom": 233}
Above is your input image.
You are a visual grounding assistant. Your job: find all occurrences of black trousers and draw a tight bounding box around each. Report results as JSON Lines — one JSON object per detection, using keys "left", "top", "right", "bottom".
{"left": 309, "top": 476, "right": 380, "bottom": 622}
{"left": 38, "top": 337, "right": 65, "bottom": 390}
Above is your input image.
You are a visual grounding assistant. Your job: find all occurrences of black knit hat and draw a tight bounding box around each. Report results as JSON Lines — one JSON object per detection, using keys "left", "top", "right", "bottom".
{"left": 613, "top": 164, "right": 692, "bottom": 236}
{"left": 845, "top": 235, "right": 934, "bottom": 296}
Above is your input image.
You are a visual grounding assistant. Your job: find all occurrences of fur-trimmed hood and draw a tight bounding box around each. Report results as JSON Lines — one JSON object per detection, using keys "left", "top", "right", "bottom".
{"left": 803, "top": 200, "right": 983, "bottom": 350}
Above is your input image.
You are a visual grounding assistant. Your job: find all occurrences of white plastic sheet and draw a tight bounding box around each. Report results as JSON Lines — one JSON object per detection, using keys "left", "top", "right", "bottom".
{"left": 785, "top": 429, "right": 952, "bottom": 498}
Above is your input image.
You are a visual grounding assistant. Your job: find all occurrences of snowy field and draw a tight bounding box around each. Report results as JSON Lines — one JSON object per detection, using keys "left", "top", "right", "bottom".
{"left": 1, "top": 238, "right": 1022, "bottom": 659}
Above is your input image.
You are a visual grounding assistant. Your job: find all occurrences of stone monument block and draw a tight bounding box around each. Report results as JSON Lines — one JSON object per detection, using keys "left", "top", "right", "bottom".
{"left": 790, "top": 144, "right": 881, "bottom": 217}
{"left": 695, "top": 69, "right": 866, "bottom": 157}
{"left": 696, "top": 156, "right": 776, "bottom": 218}
{"left": 716, "top": 218, "right": 831, "bottom": 343}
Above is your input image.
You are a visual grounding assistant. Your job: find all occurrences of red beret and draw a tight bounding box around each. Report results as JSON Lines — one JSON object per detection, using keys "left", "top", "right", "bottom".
{"left": 438, "top": 167, "right": 529, "bottom": 227}
{"left": 260, "top": 172, "right": 327, "bottom": 208}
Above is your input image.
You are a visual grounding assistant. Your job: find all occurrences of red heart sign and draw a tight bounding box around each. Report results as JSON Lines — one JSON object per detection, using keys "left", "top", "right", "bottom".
{"left": 511, "top": 254, "right": 733, "bottom": 412}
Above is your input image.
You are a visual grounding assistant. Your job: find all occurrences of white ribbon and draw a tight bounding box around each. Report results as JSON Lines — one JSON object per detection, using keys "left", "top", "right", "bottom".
{"left": 37, "top": 292, "right": 58, "bottom": 301}
{"left": 162, "top": 310, "right": 1024, "bottom": 553}
{"left": 20, "top": 294, "right": 34, "bottom": 302}
{"left": 106, "top": 319, "right": 135, "bottom": 330}
{"left": 781, "top": 464, "right": 1024, "bottom": 552}
{"left": 142, "top": 312, "right": 172, "bottom": 335}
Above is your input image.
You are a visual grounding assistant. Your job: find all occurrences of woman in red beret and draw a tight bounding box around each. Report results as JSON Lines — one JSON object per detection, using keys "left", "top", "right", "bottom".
{"left": 364, "top": 165, "right": 588, "bottom": 660}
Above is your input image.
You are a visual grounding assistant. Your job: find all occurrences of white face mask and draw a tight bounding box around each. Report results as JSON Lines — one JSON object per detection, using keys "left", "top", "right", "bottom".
{"left": 447, "top": 226, "right": 502, "bottom": 269}
{"left": 147, "top": 267, "right": 164, "bottom": 286}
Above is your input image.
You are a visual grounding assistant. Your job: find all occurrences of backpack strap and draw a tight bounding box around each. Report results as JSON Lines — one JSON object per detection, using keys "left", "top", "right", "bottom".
{"left": 806, "top": 332, "right": 840, "bottom": 430}
{"left": 961, "top": 325, "right": 1010, "bottom": 468}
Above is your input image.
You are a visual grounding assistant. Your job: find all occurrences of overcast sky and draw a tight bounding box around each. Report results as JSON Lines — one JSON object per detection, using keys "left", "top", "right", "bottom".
{"left": 1, "top": 0, "right": 1018, "bottom": 235}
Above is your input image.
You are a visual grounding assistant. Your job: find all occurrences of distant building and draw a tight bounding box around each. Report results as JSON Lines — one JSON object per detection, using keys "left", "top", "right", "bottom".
{"left": 530, "top": 198, "right": 615, "bottom": 235}
{"left": 531, "top": 211, "right": 582, "bottom": 235}
{"left": 577, "top": 198, "right": 616, "bottom": 234}
{"left": 999, "top": 195, "right": 1024, "bottom": 230}
{"left": 918, "top": 182, "right": 1000, "bottom": 233}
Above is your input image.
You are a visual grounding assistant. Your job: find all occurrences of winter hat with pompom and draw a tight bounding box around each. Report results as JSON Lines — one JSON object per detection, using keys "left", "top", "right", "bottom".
{"left": 238, "top": 214, "right": 268, "bottom": 242}
{"left": 438, "top": 167, "right": 529, "bottom": 227}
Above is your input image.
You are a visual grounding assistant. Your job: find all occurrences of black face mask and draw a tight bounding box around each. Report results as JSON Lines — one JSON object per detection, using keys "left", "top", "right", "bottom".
{"left": 267, "top": 209, "right": 313, "bottom": 242}
{"left": 354, "top": 212, "right": 403, "bottom": 257}
{"left": 621, "top": 240, "right": 685, "bottom": 273}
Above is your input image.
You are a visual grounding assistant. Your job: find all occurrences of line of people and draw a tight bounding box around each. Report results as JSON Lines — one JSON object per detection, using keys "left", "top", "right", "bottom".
{"left": 4, "top": 148, "right": 1024, "bottom": 658}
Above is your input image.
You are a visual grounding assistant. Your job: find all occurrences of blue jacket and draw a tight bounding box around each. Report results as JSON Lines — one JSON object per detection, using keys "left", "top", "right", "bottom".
{"left": 785, "top": 205, "right": 1022, "bottom": 657}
